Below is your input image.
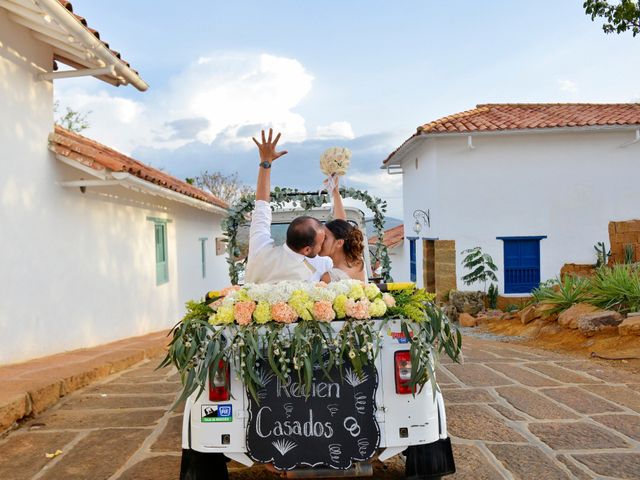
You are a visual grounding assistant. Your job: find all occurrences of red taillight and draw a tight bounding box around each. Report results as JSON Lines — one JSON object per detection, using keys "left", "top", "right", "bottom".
{"left": 209, "top": 359, "right": 230, "bottom": 401}
{"left": 395, "top": 350, "right": 414, "bottom": 395}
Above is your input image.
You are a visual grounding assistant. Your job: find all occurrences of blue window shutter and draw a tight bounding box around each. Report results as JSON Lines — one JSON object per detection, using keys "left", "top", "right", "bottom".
{"left": 500, "top": 237, "right": 544, "bottom": 294}
{"left": 409, "top": 238, "right": 417, "bottom": 283}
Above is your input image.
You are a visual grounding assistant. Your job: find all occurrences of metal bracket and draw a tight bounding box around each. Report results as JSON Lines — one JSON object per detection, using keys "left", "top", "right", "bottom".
{"left": 40, "top": 65, "right": 116, "bottom": 81}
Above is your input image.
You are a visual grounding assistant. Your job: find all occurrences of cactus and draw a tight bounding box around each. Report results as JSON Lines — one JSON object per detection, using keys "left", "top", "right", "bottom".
{"left": 624, "top": 244, "right": 636, "bottom": 264}
{"left": 594, "top": 241, "right": 611, "bottom": 268}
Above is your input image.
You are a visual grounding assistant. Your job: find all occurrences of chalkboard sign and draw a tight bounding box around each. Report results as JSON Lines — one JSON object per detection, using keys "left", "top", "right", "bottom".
{"left": 246, "top": 360, "right": 380, "bottom": 470}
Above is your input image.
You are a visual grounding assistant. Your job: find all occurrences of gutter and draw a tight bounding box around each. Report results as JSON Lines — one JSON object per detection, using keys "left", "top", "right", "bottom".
{"left": 55, "top": 155, "right": 226, "bottom": 215}
{"left": 382, "top": 123, "right": 640, "bottom": 168}
{"left": 36, "top": 0, "right": 148, "bottom": 91}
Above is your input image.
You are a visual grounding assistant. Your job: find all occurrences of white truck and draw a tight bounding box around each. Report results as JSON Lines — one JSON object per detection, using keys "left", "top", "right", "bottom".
{"left": 178, "top": 207, "right": 456, "bottom": 479}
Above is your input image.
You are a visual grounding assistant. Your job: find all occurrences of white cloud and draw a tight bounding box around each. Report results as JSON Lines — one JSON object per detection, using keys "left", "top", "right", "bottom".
{"left": 557, "top": 79, "right": 577, "bottom": 94}
{"left": 54, "top": 52, "right": 317, "bottom": 153}
{"left": 316, "top": 121, "right": 355, "bottom": 139}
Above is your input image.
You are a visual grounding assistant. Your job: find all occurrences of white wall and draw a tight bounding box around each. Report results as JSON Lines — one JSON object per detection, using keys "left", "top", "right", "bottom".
{"left": 399, "top": 129, "right": 640, "bottom": 295}
{"left": 0, "top": 13, "right": 229, "bottom": 363}
{"left": 388, "top": 243, "right": 409, "bottom": 283}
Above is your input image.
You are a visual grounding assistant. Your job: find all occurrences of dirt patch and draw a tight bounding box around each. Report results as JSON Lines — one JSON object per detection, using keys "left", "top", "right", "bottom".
{"left": 478, "top": 318, "right": 640, "bottom": 375}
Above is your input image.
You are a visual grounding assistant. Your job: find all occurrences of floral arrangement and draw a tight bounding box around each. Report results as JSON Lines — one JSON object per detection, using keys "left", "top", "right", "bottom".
{"left": 320, "top": 147, "right": 351, "bottom": 176}
{"left": 160, "top": 281, "right": 462, "bottom": 406}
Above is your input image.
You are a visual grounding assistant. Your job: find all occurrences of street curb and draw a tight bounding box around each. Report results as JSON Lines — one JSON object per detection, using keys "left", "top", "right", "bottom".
{"left": 0, "top": 330, "right": 170, "bottom": 433}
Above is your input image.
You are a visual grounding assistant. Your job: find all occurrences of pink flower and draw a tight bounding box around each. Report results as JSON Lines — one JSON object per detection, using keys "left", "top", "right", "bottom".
{"left": 312, "top": 300, "right": 336, "bottom": 322}
{"left": 382, "top": 293, "right": 396, "bottom": 308}
{"left": 271, "top": 302, "right": 298, "bottom": 324}
{"left": 234, "top": 301, "right": 256, "bottom": 326}
{"left": 346, "top": 298, "right": 371, "bottom": 320}
{"left": 220, "top": 285, "right": 241, "bottom": 297}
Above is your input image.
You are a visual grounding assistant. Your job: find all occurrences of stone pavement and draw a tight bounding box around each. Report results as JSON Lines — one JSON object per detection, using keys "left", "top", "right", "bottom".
{"left": 0, "top": 335, "right": 639, "bottom": 479}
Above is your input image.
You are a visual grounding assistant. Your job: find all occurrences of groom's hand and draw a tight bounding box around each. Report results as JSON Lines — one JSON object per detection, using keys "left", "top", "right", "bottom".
{"left": 252, "top": 128, "right": 288, "bottom": 165}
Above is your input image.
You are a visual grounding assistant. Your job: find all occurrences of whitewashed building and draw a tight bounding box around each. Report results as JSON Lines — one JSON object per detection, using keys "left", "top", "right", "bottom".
{"left": 0, "top": 0, "right": 228, "bottom": 364}
{"left": 383, "top": 103, "right": 640, "bottom": 299}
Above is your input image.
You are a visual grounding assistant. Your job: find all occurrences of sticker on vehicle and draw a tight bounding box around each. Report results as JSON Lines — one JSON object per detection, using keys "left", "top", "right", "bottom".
{"left": 389, "top": 331, "right": 411, "bottom": 343}
{"left": 201, "top": 404, "right": 233, "bottom": 422}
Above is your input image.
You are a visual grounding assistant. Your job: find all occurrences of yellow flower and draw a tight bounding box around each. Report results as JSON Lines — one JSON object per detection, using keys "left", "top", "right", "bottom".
{"left": 364, "top": 283, "right": 381, "bottom": 301}
{"left": 209, "top": 305, "right": 234, "bottom": 325}
{"left": 348, "top": 284, "right": 365, "bottom": 300}
{"left": 253, "top": 301, "right": 272, "bottom": 324}
{"left": 333, "top": 294, "right": 348, "bottom": 319}
{"left": 368, "top": 298, "right": 387, "bottom": 318}
{"left": 289, "top": 290, "right": 313, "bottom": 320}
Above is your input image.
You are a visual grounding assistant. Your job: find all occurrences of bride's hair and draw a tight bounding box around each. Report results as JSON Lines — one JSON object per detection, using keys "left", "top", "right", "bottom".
{"left": 325, "top": 219, "right": 364, "bottom": 269}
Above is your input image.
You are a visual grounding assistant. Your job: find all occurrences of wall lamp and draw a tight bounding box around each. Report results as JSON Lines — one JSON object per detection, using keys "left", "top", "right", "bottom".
{"left": 412, "top": 209, "right": 430, "bottom": 235}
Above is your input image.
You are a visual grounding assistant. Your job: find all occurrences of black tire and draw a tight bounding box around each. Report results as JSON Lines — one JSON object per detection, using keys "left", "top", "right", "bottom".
{"left": 180, "top": 449, "right": 229, "bottom": 480}
{"left": 404, "top": 438, "right": 455, "bottom": 479}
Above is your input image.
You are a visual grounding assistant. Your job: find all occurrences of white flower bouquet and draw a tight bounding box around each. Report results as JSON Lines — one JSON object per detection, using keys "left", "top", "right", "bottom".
{"left": 320, "top": 147, "right": 351, "bottom": 177}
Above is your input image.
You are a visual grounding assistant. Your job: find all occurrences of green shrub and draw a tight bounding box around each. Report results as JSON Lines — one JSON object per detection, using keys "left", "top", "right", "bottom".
{"left": 504, "top": 304, "right": 520, "bottom": 313}
{"left": 588, "top": 264, "right": 640, "bottom": 313}
{"left": 624, "top": 244, "right": 636, "bottom": 264}
{"left": 531, "top": 274, "right": 592, "bottom": 315}
{"left": 487, "top": 283, "right": 498, "bottom": 309}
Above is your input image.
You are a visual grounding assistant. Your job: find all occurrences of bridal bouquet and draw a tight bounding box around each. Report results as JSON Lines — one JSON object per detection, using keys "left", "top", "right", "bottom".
{"left": 320, "top": 147, "right": 351, "bottom": 177}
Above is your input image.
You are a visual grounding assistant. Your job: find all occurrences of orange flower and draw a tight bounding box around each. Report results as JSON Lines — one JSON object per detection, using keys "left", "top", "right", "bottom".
{"left": 312, "top": 300, "right": 336, "bottom": 322}
{"left": 271, "top": 302, "right": 298, "bottom": 324}
{"left": 233, "top": 301, "right": 256, "bottom": 326}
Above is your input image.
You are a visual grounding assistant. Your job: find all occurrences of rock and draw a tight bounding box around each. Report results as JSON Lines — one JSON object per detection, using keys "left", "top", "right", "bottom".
{"left": 558, "top": 303, "right": 600, "bottom": 329}
{"left": 449, "top": 291, "right": 485, "bottom": 317}
{"left": 458, "top": 313, "right": 478, "bottom": 328}
{"left": 619, "top": 317, "right": 640, "bottom": 336}
{"left": 476, "top": 310, "right": 503, "bottom": 325}
{"left": 577, "top": 311, "right": 623, "bottom": 337}
{"left": 500, "top": 311, "right": 518, "bottom": 321}
{"left": 534, "top": 304, "right": 558, "bottom": 322}
{"left": 443, "top": 305, "right": 458, "bottom": 322}
{"left": 519, "top": 305, "right": 541, "bottom": 325}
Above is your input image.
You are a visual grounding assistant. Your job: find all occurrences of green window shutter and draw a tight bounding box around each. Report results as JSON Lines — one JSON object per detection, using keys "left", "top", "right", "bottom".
{"left": 199, "top": 238, "right": 208, "bottom": 279}
{"left": 148, "top": 217, "right": 171, "bottom": 285}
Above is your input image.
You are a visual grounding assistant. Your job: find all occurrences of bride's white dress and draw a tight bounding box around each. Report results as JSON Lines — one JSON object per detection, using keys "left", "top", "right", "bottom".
{"left": 328, "top": 267, "right": 350, "bottom": 282}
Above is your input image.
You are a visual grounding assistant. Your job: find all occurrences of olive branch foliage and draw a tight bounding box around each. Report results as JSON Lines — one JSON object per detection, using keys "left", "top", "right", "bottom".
{"left": 159, "top": 288, "right": 462, "bottom": 407}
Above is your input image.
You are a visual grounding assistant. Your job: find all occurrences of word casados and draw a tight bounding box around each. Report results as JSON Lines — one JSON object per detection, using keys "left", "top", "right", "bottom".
{"left": 255, "top": 407, "right": 334, "bottom": 439}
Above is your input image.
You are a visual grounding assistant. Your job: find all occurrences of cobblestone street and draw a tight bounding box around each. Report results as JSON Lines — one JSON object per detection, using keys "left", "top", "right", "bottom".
{"left": 1, "top": 335, "right": 639, "bottom": 480}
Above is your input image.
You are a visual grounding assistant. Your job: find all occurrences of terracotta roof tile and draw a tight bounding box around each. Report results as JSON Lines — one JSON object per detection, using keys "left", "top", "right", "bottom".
{"left": 369, "top": 224, "right": 404, "bottom": 249}
{"left": 55, "top": 0, "right": 138, "bottom": 76}
{"left": 384, "top": 103, "right": 640, "bottom": 164}
{"left": 49, "top": 126, "right": 228, "bottom": 210}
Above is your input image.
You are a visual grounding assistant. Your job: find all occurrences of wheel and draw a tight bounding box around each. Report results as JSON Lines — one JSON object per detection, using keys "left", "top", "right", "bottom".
{"left": 180, "top": 449, "right": 229, "bottom": 480}
{"left": 404, "top": 438, "right": 455, "bottom": 479}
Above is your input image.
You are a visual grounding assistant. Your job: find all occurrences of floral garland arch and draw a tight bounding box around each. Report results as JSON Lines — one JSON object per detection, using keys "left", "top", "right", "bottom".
{"left": 222, "top": 187, "right": 393, "bottom": 285}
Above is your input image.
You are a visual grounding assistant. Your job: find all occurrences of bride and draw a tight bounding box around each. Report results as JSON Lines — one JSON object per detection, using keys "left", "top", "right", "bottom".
{"left": 320, "top": 176, "right": 367, "bottom": 282}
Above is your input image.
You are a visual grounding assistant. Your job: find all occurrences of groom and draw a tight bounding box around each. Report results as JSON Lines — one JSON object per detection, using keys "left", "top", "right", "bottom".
{"left": 244, "top": 129, "right": 333, "bottom": 284}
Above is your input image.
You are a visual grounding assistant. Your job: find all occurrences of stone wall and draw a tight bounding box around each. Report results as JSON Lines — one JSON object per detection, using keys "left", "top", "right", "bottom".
{"left": 560, "top": 263, "right": 596, "bottom": 279}
{"left": 608, "top": 219, "right": 640, "bottom": 264}
{"left": 434, "top": 240, "right": 457, "bottom": 301}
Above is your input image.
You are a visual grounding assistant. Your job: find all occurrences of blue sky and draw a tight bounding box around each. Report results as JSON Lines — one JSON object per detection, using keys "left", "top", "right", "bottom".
{"left": 55, "top": 1, "right": 640, "bottom": 217}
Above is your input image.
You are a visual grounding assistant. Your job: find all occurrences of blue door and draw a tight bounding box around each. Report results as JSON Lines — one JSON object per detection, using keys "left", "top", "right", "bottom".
{"left": 500, "top": 237, "right": 544, "bottom": 293}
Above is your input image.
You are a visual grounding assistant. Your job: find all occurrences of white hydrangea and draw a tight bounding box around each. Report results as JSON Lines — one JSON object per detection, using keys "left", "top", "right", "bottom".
{"left": 309, "top": 285, "right": 336, "bottom": 302}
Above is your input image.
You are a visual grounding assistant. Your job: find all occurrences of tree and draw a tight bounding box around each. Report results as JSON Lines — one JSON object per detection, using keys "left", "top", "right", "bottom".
{"left": 461, "top": 247, "right": 498, "bottom": 293}
{"left": 584, "top": 0, "right": 640, "bottom": 36}
{"left": 187, "top": 171, "right": 253, "bottom": 205}
{"left": 54, "top": 101, "right": 91, "bottom": 133}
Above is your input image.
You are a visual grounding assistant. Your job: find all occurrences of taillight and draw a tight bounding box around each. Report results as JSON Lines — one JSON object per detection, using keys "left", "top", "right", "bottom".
{"left": 209, "top": 359, "right": 230, "bottom": 401}
{"left": 395, "top": 350, "right": 414, "bottom": 394}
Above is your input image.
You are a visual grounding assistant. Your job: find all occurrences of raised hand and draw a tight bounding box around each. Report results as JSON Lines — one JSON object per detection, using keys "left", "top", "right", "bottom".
{"left": 252, "top": 128, "right": 288, "bottom": 164}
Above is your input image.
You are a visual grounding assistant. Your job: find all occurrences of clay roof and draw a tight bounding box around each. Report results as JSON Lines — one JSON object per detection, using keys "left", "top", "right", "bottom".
{"left": 49, "top": 126, "right": 228, "bottom": 210}
{"left": 55, "top": 0, "right": 137, "bottom": 74}
{"left": 369, "top": 224, "right": 404, "bottom": 249}
{"left": 384, "top": 103, "right": 640, "bottom": 164}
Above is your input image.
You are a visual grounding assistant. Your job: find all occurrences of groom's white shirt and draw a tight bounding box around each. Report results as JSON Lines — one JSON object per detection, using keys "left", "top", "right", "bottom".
{"left": 245, "top": 200, "right": 333, "bottom": 283}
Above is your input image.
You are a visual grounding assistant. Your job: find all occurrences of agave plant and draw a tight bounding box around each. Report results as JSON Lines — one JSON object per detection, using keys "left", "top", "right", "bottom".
{"left": 530, "top": 274, "right": 592, "bottom": 315}
{"left": 588, "top": 264, "right": 640, "bottom": 313}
